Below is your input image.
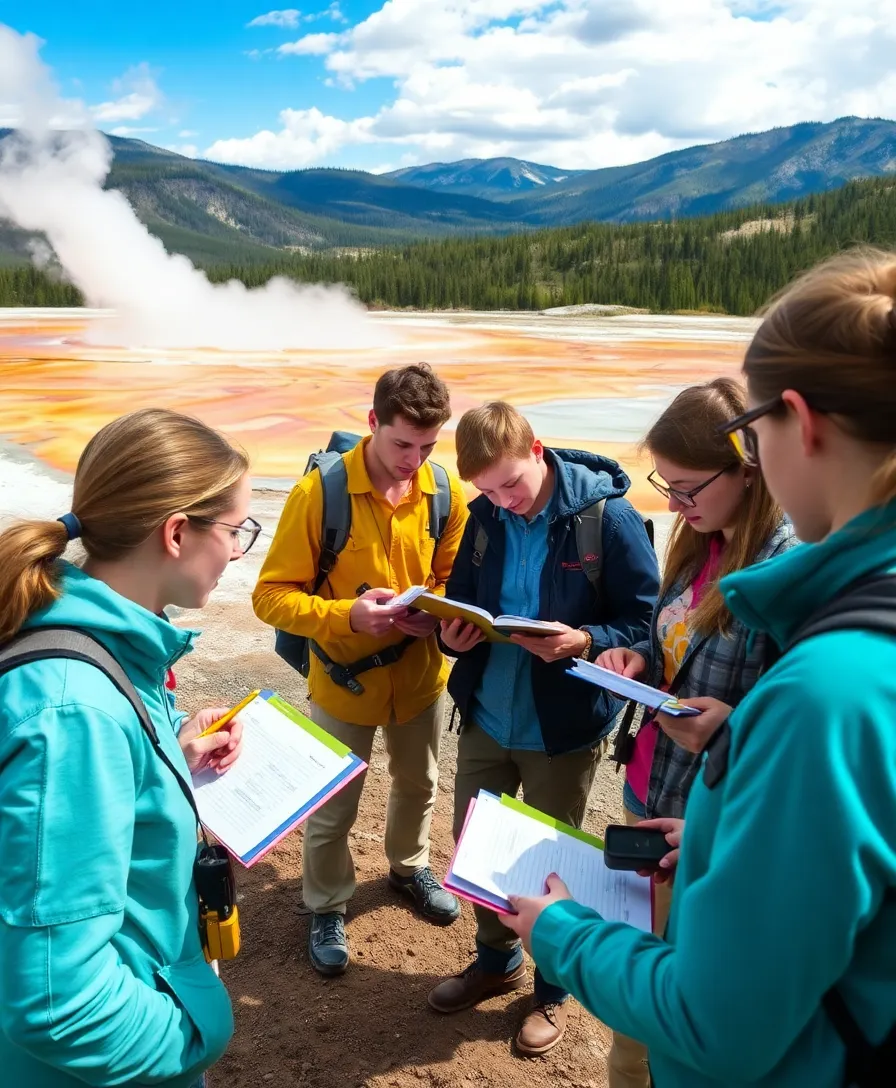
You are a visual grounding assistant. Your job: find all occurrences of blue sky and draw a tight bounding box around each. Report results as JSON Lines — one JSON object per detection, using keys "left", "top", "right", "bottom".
{"left": 1, "top": 1, "right": 894, "bottom": 174}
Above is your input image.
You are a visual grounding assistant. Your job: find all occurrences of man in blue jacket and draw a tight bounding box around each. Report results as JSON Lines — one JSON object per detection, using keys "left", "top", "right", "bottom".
{"left": 427, "top": 401, "right": 658, "bottom": 1057}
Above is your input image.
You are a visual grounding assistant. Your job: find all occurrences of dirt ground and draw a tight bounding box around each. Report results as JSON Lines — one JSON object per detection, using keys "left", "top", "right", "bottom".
{"left": 173, "top": 498, "right": 634, "bottom": 1088}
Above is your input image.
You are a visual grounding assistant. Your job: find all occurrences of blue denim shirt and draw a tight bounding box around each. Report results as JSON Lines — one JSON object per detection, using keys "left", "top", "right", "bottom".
{"left": 470, "top": 489, "right": 555, "bottom": 750}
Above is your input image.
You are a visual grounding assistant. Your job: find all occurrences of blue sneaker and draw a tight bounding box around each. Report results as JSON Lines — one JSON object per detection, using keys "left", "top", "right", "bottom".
{"left": 308, "top": 911, "right": 348, "bottom": 976}
{"left": 388, "top": 866, "right": 461, "bottom": 925}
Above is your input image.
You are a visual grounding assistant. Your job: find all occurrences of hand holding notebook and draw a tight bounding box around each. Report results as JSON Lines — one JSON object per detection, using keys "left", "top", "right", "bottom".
{"left": 392, "top": 585, "right": 566, "bottom": 642}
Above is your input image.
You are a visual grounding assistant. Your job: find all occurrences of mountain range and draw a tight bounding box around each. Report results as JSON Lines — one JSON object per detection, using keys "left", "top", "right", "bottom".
{"left": 1, "top": 115, "right": 895, "bottom": 266}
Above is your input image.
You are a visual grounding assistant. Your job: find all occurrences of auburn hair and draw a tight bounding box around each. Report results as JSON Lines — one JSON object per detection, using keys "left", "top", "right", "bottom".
{"left": 646, "top": 378, "right": 782, "bottom": 636}
{"left": 0, "top": 408, "right": 248, "bottom": 644}
{"left": 455, "top": 401, "right": 535, "bottom": 481}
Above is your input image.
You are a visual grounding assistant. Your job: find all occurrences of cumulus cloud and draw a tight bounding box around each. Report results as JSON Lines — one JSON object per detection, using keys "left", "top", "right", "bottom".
{"left": 210, "top": 0, "right": 896, "bottom": 170}
{"left": 247, "top": 9, "right": 302, "bottom": 28}
{"left": 278, "top": 32, "right": 342, "bottom": 55}
{"left": 90, "top": 63, "right": 163, "bottom": 123}
{"left": 109, "top": 125, "right": 159, "bottom": 136}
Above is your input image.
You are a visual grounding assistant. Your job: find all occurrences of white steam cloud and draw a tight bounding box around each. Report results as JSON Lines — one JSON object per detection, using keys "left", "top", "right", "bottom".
{"left": 0, "top": 25, "right": 387, "bottom": 350}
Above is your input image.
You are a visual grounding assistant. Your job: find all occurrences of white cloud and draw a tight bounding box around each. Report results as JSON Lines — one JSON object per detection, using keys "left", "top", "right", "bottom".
{"left": 278, "top": 32, "right": 342, "bottom": 55}
{"left": 306, "top": 2, "right": 348, "bottom": 22}
{"left": 178, "top": 129, "right": 199, "bottom": 138}
{"left": 109, "top": 125, "right": 159, "bottom": 136}
{"left": 91, "top": 63, "right": 163, "bottom": 123}
{"left": 247, "top": 9, "right": 302, "bottom": 28}
{"left": 207, "top": 0, "right": 896, "bottom": 170}
{"left": 166, "top": 142, "right": 200, "bottom": 158}
{"left": 204, "top": 107, "right": 374, "bottom": 169}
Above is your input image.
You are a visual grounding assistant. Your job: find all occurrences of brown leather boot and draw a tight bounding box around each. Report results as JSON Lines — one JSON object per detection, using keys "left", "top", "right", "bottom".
{"left": 428, "top": 960, "right": 528, "bottom": 1013}
{"left": 515, "top": 1000, "right": 569, "bottom": 1057}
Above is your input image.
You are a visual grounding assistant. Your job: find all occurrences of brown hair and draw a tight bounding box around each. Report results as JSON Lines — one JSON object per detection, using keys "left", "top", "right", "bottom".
{"left": 744, "top": 246, "right": 896, "bottom": 504}
{"left": 372, "top": 362, "right": 451, "bottom": 429}
{"left": 0, "top": 408, "right": 249, "bottom": 644}
{"left": 455, "top": 401, "right": 535, "bottom": 481}
{"left": 645, "top": 377, "right": 782, "bottom": 636}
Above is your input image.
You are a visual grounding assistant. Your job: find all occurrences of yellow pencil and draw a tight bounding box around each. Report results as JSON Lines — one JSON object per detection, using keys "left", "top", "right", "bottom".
{"left": 198, "top": 690, "right": 262, "bottom": 738}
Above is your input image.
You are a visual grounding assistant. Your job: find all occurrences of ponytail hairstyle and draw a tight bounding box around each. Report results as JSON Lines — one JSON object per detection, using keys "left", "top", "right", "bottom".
{"left": 744, "top": 247, "right": 896, "bottom": 505}
{"left": 644, "top": 377, "right": 782, "bottom": 637}
{"left": 0, "top": 408, "right": 249, "bottom": 644}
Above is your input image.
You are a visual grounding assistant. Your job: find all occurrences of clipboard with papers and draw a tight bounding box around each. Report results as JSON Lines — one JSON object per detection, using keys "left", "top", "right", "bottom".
{"left": 444, "top": 790, "right": 653, "bottom": 931}
{"left": 190, "top": 690, "right": 367, "bottom": 868}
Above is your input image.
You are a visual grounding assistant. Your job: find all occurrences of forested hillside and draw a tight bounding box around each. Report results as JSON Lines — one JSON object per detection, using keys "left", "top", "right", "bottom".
{"left": 3, "top": 176, "right": 895, "bottom": 313}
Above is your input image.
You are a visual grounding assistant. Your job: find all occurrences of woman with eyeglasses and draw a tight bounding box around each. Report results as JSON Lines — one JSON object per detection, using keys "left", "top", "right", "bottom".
{"left": 593, "top": 377, "right": 795, "bottom": 1088}
{"left": 0, "top": 408, "right": 260, "bottom": 1088}
{"left": 499, "top": 249, "right": 896, "bottom": 1088}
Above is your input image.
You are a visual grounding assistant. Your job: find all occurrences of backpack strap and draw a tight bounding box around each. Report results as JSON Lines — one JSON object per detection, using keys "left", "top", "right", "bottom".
{"left": 574, "top": 497, "right": 606, "bottom": 595}
{"left": 471, "top": 518, "right": 489, "bottom": 569}
{"left": 428, "top": 462, "right": 452, "bottom": 544}
{"left": 0, "top": 626, "right": 203, "bottom": 831}
{"left": 787, "top": 573, "right": 896, "bottom": 649}
{"left": 313, "top": 453, "right": 352, "bottom": 596}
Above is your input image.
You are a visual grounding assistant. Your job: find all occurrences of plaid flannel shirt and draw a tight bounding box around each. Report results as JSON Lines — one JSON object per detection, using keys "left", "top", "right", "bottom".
{"left": 640, "top": 519, "right": 796, "bottom": 819}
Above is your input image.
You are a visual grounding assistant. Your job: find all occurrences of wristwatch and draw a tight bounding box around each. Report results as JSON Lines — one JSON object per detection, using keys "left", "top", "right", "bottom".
{"left": 578, "top": 628, "right": 593, "bottom": 660}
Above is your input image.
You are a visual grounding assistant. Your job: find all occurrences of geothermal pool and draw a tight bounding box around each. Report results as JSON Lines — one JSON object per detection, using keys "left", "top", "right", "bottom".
{"left": 0, "top": 308, "right": 757, "bottom": 514}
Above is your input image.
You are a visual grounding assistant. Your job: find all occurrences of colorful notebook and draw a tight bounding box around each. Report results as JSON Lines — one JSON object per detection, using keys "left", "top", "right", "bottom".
{"left": 445, "top": 790, "right": 653, "bottom": 931}
{"left": 567, "top": 658, "right": 701, "bottom": 717}
{"left": 191, "top": 690, "right": 366, "bottom": 867}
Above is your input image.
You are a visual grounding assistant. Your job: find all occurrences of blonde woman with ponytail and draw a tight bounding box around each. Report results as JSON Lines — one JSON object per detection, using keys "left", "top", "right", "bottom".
{"left": 499, "top": 249, "right": 896, "bottom": 1088}
{"left": 0, "top": 409, "right": 260, "bottom": 1088}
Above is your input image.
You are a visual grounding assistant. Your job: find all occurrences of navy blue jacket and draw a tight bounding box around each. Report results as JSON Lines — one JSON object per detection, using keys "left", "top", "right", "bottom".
{"left": 444, "top": 448, "right": 660, "bottom": 755}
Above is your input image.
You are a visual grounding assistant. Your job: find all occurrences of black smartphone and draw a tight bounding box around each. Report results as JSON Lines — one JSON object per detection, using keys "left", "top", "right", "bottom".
{"left": 604, "top": 824, "right": 673, "bottom": 871}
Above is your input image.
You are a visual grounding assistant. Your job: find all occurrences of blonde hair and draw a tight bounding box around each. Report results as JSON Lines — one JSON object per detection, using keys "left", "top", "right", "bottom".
{"left": 0, "top": 408, "right": 249, "bottom": 644}
{"left": 745, "top": 246, "right": 896, "bottom": 505}
{"left": 455, "top": 401, "right": 535, "bottom": 481}
{"left": 645, "top": 378, "right": 782, "bottom": 637}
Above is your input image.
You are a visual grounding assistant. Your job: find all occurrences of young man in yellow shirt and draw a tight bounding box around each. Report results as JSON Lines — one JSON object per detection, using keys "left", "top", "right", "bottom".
{"left": 253, "top": 363, "right": 468, "bottom": 976}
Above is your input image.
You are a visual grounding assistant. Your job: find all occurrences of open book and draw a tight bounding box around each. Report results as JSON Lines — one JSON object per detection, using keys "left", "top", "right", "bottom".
{"left": 567, "top": 658, "right": 701, "bottom": 717}
{"left": 191, "top": 691, "right": 366, "bottom": 867}
{"left": 391, "top": 585, "right": 565, "bottom": 642}
{"left": 445, "top": 790, "right": 652, "bottom": 930}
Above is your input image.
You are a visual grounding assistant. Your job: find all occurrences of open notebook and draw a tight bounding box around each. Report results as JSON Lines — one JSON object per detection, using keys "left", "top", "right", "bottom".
{"left": 391, "top": 585, "right": 565, "bottom": 641}
{"left": 191, "top": 691, "right": 366, "bottom": 867}
{"left": 446, "top": 790, "right": 652, "bottom": 931}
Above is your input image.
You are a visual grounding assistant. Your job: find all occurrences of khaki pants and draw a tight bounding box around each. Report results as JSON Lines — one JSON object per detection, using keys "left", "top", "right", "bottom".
{"left": 454, "top": 721, "right": 605, "bottom": 955}
{"left": 606, "top": 806, "right": 674, "bottom": 1088}
{"left": 301, "top": 695, "right": 445, "bottom": 914}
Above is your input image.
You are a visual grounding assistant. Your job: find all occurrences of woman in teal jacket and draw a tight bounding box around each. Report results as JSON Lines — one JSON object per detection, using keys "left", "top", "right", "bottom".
{"left": 0, "top": 408, "right": 259, "bottom": 1087}
{"left": 501, "top": 248, "right": 896, "bottom": 1087}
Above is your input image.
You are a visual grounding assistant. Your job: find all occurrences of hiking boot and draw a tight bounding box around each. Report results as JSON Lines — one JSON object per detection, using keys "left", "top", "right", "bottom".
{"left": 388, "top": 866, "right": 461, "bottom": 925}
{"left": 308, "top": 911, "right": 348, "bottom": 976}
{"left": 515, "top": 1000, "right": 569, "bottom": 1057}
{"left": 428, "top": 960, "right": 528, "bottom": 1013}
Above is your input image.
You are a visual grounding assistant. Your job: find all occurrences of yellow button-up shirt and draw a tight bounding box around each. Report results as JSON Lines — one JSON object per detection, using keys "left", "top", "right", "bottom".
{"left": 252, "top": 437, "right": 468, "bottom": 725}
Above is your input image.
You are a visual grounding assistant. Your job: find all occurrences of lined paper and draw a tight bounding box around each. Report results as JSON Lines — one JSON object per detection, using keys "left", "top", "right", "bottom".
{"left": 449, "top": 792, "right": 652, "bottom": 930}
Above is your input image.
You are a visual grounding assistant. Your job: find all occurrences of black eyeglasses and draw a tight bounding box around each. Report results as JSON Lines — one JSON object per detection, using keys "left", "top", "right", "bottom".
{"left": 188, "top": 515, "right": 262, "bottom": 556}
{"left": 717, "top": 396, "right": 784, "bottom": 467}
{"left": 647, "top": 465, "right": 735, "bottom": 508}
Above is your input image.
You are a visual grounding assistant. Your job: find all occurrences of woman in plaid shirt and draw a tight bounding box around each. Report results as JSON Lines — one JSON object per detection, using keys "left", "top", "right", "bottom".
{"left": 597, "top": 377, "right": 796, "bottom": 1088}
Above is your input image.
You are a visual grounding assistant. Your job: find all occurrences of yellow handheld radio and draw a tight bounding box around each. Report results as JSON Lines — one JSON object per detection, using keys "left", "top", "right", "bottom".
{"left": 195, "top": 843, "right": 241, "bottom": 962}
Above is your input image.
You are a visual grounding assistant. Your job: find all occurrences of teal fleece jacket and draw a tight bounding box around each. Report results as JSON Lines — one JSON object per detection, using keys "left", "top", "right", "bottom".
{"left": 0, "top": 563, "right": 233, "bottom": 1087}
{"left": 531, "top": 503, "right": 896, "bottom": 1087}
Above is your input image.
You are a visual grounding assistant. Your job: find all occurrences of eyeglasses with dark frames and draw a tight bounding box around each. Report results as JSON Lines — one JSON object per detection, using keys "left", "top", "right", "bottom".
{"left": 647, "top": 465, "right": 735, "bottom": 509}
{"left": 717, "top": 396, "right": 785, "bottom": 467}
{"left": 188, "top": 515, "right": 262, "bottom": 557}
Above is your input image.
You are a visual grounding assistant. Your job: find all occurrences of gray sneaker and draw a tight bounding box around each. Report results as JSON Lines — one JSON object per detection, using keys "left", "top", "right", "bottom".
{"left": 308, "top": 911, "right": 348, "bottom": 976}
{"left": 388, "top": 866, "right": 461, "bottom": 925}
